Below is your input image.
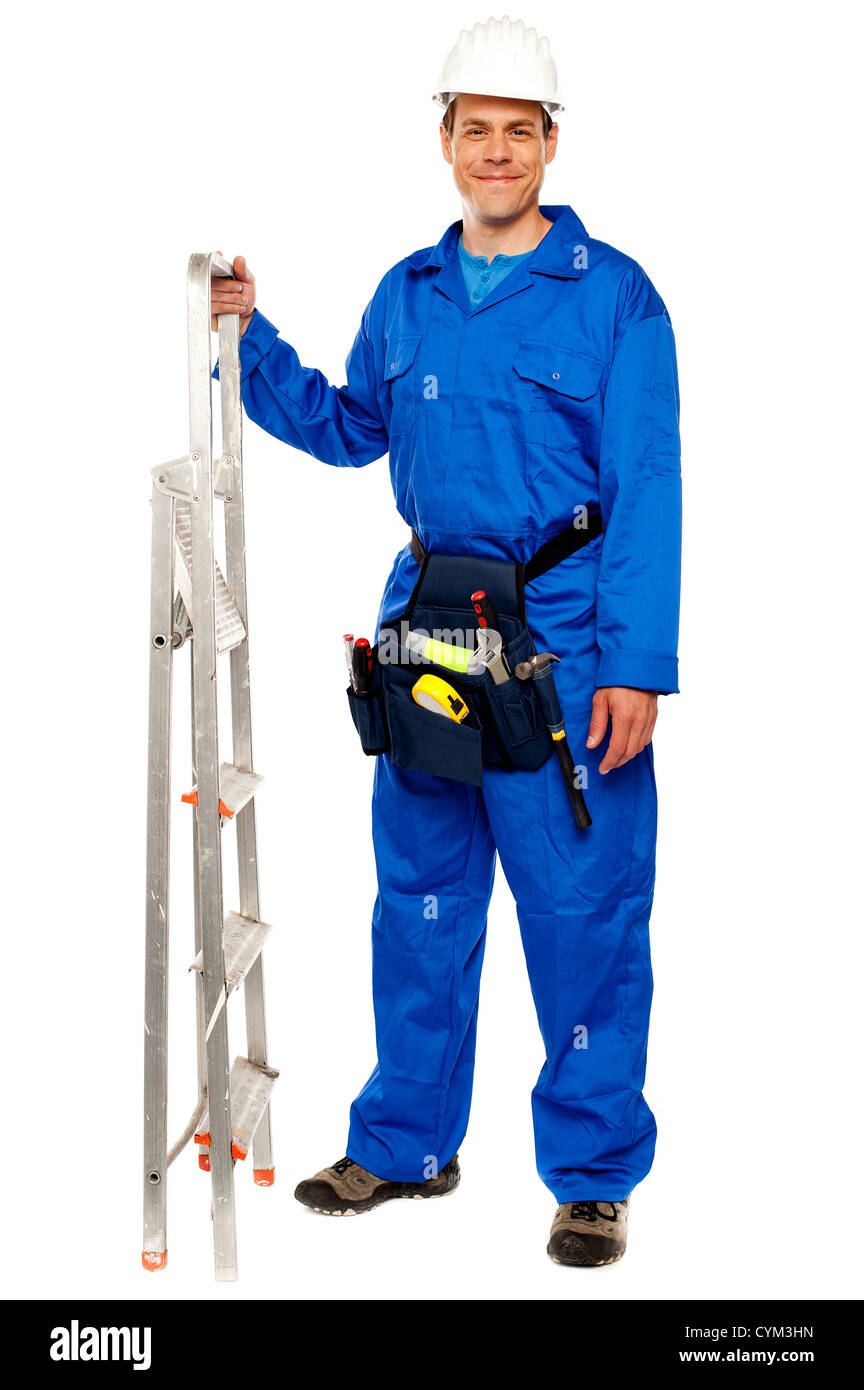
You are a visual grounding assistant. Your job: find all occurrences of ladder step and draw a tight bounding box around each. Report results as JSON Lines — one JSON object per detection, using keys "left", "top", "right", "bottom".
{"left": 194, "top": 1057, "right": 279, "bottom": 1160}
{"left": 174, "top": 500, "right": 246, "bottom": 655}
{"left": 190, "top": 910, "right": 273, "bottom": 993}
{"left": 182, "top": 763, "right": 264, "bottom": 818}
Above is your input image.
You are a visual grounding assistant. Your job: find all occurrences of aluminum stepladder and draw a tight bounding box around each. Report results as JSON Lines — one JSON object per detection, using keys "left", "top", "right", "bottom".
{"left": 143, "top": 252, "right": 278, "bottom": 1282}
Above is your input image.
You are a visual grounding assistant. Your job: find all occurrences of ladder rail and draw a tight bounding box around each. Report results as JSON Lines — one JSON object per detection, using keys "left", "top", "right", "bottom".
{"left": 187, "top": 252, "right": 237, "bottom": 1282}
{"left": 142, "top": 485, "right": 176, "bottom": 1270}
{"left": 220, "top": 311, "right": 274, "bottom": 1179}
{"left": 191, "top": 669, "right": 209, "bottom": 1173}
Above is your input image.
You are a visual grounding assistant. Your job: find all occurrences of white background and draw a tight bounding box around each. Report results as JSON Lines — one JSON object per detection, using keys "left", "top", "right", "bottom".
{"left": 3, "top": 0, "right": 861, "bottom": 1303}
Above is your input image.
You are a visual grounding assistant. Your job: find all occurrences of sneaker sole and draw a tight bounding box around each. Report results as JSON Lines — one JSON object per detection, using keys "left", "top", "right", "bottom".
{"left": 307, "top": 1190, "right": 454, "bottom": 1217}
{"left": 547, "top": 1235, "right": 626, "bottom": 1267}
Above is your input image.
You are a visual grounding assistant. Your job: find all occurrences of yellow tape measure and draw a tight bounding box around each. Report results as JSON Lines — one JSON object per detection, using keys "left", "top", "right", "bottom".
{"left": 411, "top": 673, "right": 469, "bottom": 723}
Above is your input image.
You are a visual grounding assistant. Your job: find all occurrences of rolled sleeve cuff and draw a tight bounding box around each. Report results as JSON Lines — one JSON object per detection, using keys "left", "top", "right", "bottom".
{"left": 212, "top": 308, "right": 280, "bottom": 382}
{"left": 595, "top": 648, "right": 679, "bottom": 695}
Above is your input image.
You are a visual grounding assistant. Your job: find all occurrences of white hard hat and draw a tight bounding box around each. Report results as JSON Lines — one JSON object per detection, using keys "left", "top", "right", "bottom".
{"left": 433, "top": 15, "right": 564, "bottom": 117}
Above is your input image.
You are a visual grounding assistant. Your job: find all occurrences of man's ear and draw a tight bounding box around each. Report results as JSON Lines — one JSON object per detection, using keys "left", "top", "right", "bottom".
{"left": 545, "top": 122, "right": 559, "bottom": 164}
{"left": 440, "top": 124, "right": 454, "bottom": 166}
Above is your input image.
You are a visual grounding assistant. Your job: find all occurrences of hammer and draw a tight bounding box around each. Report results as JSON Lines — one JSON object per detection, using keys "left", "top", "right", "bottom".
{"left": 516, "top": 653, "right": 592, "bottom": 830}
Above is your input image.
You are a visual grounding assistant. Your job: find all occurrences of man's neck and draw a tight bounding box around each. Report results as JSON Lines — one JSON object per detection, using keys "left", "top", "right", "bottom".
{"left": 460, "top": 205, "right": 553, "bottom": 261}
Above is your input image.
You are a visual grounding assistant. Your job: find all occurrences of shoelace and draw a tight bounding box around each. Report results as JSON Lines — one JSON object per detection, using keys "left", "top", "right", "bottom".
{"left": 568, "top": 1200, "right": 619, "bottom": 1223}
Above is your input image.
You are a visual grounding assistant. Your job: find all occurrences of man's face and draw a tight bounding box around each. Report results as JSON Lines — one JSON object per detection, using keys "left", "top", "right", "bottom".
{"left": 440, "top": 94, "right": 558, "bottom": 224}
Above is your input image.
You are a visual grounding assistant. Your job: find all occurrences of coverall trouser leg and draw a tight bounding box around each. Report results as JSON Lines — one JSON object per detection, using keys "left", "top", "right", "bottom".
{"left": 346, "top": 729, "right": 659, "bottom": 1203}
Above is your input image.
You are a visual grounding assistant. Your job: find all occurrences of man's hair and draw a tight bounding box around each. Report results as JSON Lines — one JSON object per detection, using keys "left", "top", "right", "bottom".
{"left": 442, "top": 98, "right": 553, "bottom": 140}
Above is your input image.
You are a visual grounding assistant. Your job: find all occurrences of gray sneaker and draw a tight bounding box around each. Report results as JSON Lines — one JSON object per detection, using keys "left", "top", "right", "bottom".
{"left": 294, "top": 1154, "right": 460, "bottom": 1216}
{"left": 547, "top": 1198, "right": 630, "bottom": 1266}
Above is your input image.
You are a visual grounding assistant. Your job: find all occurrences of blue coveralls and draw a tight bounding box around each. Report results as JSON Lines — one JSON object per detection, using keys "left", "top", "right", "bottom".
{"left": 217, "top": 204, "right": 681, "bottom": 1201}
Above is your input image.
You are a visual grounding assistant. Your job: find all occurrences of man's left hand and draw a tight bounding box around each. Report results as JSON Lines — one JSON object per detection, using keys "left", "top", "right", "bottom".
{"left": 586, "top": 687, "right": 658, "bottom": 774}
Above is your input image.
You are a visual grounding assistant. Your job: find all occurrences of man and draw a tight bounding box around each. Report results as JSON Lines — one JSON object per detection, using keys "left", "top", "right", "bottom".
{"left": 212, "top": 16, "right": 681, "bottom": 1267}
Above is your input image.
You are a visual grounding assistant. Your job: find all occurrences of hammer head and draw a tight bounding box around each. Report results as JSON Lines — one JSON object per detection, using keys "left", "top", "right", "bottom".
{"left": 515, "top": 652, "right": 560, "bottom": 680}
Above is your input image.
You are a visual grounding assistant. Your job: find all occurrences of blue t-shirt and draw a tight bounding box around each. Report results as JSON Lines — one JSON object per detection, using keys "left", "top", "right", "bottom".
{"left": 457, "top": 235, "right": 534, "bottom": 306}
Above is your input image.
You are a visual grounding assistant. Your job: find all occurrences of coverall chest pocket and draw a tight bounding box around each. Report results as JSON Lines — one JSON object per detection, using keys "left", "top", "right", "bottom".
{"left": 510, "top": 340, "right": 604, "bottom": 453}
{"left": 384, "top": 334, "right": 422, "bottom": 437}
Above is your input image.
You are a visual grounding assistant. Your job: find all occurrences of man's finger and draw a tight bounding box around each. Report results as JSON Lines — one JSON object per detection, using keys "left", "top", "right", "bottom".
{"left": 233, "top": 255, "right": 254, "bottom": 284}
{"left": 211, "top": 287, "right": 252, "bottom": 311}
{"left": 586, "top": 694, "right": 609, "bottom": 749}
{"left": 210, "top": 302, "right": 253, "bottom": 329}
{"left": 612, "top": 713, "right": 654, "bottom": 772}
{"left": 623, "top": 722, "right": 646, "bottom": 766}
{"left": 599, "top": 718, "right": 631, "bottom": 774}
{"left": 599, "top": 738, "right": 629, "bottom": 774}
{"left": 211, "top": 294, "right": 250, "bottom": 311}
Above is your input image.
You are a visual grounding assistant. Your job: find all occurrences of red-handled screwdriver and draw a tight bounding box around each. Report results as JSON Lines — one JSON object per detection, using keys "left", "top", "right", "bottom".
{"left": 471, "top": 590, "right": 499, "bottom": 630}
{"left": 352, "top": 638, "right": 373, "bottom": 696}
{"left": 471, "top": 590, "right": 510, "bottom": 680}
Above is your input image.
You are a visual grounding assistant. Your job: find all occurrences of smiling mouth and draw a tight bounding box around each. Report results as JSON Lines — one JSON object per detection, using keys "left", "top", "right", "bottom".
{"left": 473, "top": 174, "right": 522, "bottom": 182}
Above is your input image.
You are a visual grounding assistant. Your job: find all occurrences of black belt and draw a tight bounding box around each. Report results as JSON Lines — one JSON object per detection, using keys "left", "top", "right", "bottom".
{"left": 409, "top": 510, "right": 604, "bottom": 584}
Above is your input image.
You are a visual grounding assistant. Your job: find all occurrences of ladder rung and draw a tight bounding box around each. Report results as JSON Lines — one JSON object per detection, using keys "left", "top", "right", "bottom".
{"left": 182, "top": 763, "right": 264, "bottom": 818}
{"left": 213, "top": 579, "right": 247, "bottom": 655}
{"left": 190, "top": 910, "right": 273, "bottom": 993}
{"left": 194, "top": 1057, "right": 279, "bottom": 1160}
{"left": 174, "top": 501, "right": 246, "bottom": 655}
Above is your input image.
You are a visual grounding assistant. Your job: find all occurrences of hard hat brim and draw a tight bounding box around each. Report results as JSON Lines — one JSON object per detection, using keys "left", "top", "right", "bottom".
{"left": 433, "top": 87, "right": 564, "bottom": 116}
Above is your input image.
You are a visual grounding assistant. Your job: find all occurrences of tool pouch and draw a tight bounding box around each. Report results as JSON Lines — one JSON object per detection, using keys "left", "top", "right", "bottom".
{"left": 350, "top": 550, "right": 554, "bottom": 786}
{"left": 346, "top": 678, "right": 390, "bottom": 757}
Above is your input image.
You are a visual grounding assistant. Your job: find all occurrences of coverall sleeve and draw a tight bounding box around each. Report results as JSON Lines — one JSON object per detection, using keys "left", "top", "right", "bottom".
{"left": 213, "top": 304, "right": 388, "bottom": 467}
{"left": 594, "top": 308, "right": 682, "bottom": 694}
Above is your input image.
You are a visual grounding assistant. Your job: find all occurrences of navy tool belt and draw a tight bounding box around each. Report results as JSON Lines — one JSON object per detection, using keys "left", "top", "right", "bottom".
{"left": 347, "top": 513, "right": 603, "bottom": 788}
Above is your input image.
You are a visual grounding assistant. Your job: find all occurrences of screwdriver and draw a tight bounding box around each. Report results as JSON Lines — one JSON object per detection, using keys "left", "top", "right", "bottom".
{"left": 471, "top": 590, "right": 499, "bottom": 630}
{"left": 471, "top": 589, "right": 510, "bottom": 681}
{"left": 352, "top": 638, "right": 373, "bottom": 696}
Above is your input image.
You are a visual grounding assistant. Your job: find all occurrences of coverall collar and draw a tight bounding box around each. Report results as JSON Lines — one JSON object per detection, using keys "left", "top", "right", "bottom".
{"left": 408, "top": 204, "right": 589, "bottom": 317}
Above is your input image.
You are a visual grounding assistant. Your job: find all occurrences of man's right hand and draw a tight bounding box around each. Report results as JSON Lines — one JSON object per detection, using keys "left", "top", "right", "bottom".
{"left": 210, "top": 254, "right": 256, "bottom": 335}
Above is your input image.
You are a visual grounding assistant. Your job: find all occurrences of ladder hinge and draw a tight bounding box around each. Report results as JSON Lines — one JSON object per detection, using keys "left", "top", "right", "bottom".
{"left": 153, "top": 454, "right": 236, "bottom": 501}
